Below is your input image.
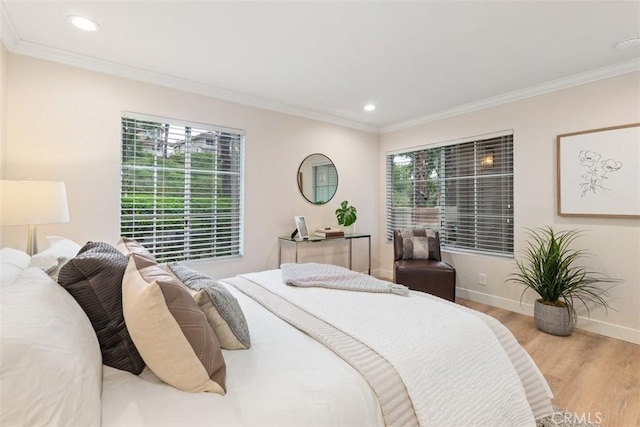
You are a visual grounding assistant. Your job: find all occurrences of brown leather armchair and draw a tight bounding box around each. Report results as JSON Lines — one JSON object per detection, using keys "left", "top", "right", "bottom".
{"left": 393, "top": 229, "right": 456, "bottom": 302}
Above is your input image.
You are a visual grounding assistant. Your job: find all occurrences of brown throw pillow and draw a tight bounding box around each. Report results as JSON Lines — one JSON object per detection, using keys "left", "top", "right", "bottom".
{"left": 58, "top": 241, "right": 145, "bottom": 374}
{"left": 122, "top": 253, "right": 226, "bottom": 394}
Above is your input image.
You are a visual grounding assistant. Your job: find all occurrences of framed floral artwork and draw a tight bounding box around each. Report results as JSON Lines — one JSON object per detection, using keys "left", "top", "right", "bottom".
{"left": 557, "top": 123, "right": 640, "bottom": 218}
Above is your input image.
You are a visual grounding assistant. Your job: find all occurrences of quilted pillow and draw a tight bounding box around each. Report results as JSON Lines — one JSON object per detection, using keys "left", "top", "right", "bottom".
{"left": 168, "top": 263, "right": 251, "bottom": 350}
{"left": 400, "top": 229, "right": 439, "bottom": 260}
{"left": 58, "top": 241, "right": 145, "bottom": 374}
{"left": 122, "top": 253, "right": 226, "bottom": 393}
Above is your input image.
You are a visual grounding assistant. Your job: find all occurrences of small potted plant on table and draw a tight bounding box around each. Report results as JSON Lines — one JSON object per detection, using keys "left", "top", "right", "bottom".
{"left": 335, "top": 200, "right": 357, "bottom": 234}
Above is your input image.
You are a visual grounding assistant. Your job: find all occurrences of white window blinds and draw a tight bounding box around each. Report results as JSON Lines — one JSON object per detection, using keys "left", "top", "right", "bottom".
{"left": 386, "top": 132, "right": 514, "bottom": 257}
{"left": 313, "top": 163, "right": 338, "bottom": 203}
{"left": 121, "top": 113, "right": 244, "bottom": 262}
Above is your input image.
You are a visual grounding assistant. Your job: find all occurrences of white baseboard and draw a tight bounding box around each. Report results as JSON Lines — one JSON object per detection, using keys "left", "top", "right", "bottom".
{"left": 456, "top": 287, "right": 640, "bottom": 345}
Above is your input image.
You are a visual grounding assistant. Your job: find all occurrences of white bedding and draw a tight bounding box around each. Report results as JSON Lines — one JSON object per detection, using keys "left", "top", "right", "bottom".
{"left": 102, "top": 268, "right": 553, "bottom": 427}
{"left": 101, "top": 281, "right": 384, "bottom": 427}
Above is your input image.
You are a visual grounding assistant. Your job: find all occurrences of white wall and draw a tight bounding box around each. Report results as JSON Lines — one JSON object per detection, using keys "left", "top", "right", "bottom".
{"left": 0, "top": 42, "right": 7, "bottom": 177}
{"left": 379, "top": 71, "right": 640, "bottom": 343}
{"left": 2, "top": 54, "right": 380, "bottom": 279}
{"left": 3, "top": 51, "right": 638, "bottom": 344}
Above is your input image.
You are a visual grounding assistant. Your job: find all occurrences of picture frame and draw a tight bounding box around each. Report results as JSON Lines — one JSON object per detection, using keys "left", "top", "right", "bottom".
{"left": 557, "top": 123, "right": 640, "bottom": 218}
{"left": 294, "top": 215, "right": 310, "bottom": 240}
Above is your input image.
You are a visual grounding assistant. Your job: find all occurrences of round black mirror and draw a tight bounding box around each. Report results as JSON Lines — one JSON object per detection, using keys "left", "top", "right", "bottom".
{"left": 297, "top": 153, "right": 338, "bottom": 204}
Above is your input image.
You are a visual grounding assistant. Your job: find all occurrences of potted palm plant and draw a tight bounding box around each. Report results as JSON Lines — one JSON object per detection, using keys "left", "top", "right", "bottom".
{"left": 335, "top": 200, "right": 357, "bottom": 234}
{"left": 508, "top": 227, "right": 618, "bottom": 336}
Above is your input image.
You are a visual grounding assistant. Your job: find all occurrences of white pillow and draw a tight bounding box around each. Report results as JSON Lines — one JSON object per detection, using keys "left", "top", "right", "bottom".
{"left": 29, "top": 236, "right": 81, "bottom": 280}
{"left": 0, "top": 267, "right": 102, "bottom": 427}
{"left": 0, "top": 247, "right": 31, "bottom": 288}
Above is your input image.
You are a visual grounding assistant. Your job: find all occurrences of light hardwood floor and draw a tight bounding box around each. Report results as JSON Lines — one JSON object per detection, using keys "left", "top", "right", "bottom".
{"left": 457, "top": 298, "right": 640, "bottom": 427}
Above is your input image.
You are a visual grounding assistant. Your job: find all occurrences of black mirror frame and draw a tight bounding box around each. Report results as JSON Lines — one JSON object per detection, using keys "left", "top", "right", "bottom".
{"left": 297, "top": 153, "right": 338, "bottom": 205}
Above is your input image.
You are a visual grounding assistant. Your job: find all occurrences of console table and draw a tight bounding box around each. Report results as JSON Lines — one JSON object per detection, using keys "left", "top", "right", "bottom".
{"left": 278, "top": 233, "right": 371, "bottom": 275}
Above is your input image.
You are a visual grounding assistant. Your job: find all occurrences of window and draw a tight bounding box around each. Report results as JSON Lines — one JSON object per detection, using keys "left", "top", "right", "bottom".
{"left": 313, "top": 163, "right": 338, "bottom": 203}
{"left": 386, "top": 132, "right": 513, "bottom": 257}
{"left": 121, "top": 113, "right": 244, "bottom": 262}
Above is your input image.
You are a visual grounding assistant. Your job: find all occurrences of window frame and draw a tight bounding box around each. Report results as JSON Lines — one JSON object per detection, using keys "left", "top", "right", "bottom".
{"left": 386, "top": 130, "right": 514, "bottom": 258}
{"left": 120, "top": 112, "right": 244, "bottom": 263}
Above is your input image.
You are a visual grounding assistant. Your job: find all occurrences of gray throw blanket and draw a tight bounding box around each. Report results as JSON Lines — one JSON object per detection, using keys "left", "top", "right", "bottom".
{"left": 281, "top": 263, "right": 409, "bottom": 296}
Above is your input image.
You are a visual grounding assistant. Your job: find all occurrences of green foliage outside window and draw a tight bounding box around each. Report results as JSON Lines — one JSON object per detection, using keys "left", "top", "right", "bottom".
{"left": 121, "top": 116, "right": 242, "bottom": 262}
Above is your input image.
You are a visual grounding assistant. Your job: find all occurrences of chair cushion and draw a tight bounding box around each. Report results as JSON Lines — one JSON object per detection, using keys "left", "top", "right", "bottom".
{"left": 394, "top": 260, "right": 456, "bottom": 301}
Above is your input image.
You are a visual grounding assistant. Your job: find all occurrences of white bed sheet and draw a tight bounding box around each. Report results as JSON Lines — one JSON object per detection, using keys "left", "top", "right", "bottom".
{"left": 101, "top": 283, "right": 384, "bottom": 427}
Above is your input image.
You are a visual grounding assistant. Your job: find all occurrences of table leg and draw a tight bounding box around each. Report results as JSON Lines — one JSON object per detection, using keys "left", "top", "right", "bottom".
{"left": 368, "top": 236, "right": 371, "bottom": 275}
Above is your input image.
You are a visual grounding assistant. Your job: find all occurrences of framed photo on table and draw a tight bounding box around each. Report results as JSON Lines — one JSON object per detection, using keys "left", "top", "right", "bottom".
{"left": 294, "top": 216, "right": 309, "bottom": 240}
{"left": 557, "top": 123, "right": 640, "bottom": 218}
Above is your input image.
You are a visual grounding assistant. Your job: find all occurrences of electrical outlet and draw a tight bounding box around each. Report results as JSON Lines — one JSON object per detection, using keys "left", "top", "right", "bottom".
{"left": 478, "top": 273, "right": 487, "bottom": 286}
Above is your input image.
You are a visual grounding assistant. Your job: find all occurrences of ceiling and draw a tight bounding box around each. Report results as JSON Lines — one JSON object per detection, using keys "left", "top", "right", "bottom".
{"left": 1, "top": 1, "right": 639, "bottom": 133}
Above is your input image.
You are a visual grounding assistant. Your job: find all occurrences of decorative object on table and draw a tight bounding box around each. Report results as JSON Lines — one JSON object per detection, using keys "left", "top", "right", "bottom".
{"left": 508, "top": 227, "right": 620, "bottom": 336}
{"left": 314, "top": 228, "right": 344, "bottom": 238}
{"left": 335, "top": 200, "right": 357, "bottom": 233}
{"left": 557, "top": 123, "right": 639, "bottom": 218}
{"left": 294, "top": 215, "right": 309, "bottom": 240}
{"left": 0, "top": 180, "right": 70, "bottom": 255}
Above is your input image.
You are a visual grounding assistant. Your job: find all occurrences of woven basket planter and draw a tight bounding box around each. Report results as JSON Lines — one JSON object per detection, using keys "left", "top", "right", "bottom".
{"left": 534, "top": 300, "right": 574, "bottom": 336}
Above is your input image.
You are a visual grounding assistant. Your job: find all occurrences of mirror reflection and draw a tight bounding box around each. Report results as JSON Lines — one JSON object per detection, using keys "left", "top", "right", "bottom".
{"left": 297, "top": 153, "right": 338, "bottom": 204}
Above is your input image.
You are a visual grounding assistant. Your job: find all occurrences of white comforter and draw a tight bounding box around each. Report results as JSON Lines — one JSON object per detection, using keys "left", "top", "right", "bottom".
{"left": 101, "top": 279, "right": 384, "bottom": 427}
{"left": 235, "top": 269, "right": 553, "bottom": 427}
{"left": 102, "top": 268, "right": 552, "bottom": 427}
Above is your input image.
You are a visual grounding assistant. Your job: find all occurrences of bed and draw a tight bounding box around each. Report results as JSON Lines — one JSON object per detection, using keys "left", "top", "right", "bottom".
{"left": 0, "top": 238, "right": 554, "bottom": 427}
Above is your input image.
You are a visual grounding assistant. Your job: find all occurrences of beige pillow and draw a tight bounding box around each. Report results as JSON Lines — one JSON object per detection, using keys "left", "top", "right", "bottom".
{"left": 116, "top": 237, "right": 156, "bottom": 262}
{"left": 122, "top": 253, "right": 226, "bottom": 394}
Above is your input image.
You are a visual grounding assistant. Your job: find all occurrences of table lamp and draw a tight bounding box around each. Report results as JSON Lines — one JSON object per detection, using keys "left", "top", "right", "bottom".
{"left": 0, "top": 180, "right": 70, "bottom": 255}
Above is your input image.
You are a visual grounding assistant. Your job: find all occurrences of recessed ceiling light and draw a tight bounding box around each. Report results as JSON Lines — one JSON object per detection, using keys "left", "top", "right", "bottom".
{"left": 615, "top": 37, "right": 640, "bottom": 50}
{"left": 363, "top": 104, "right": 376, "bottom": 112}
{"left": 67, "top": 15, "right": 100, "bottom": 32}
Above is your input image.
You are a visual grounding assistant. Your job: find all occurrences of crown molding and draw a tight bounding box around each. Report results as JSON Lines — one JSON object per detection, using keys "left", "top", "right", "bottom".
{"left": 2, "top": 7, "right": 638, "bottom": 136}
{"left": 0, "top": 2, "right": 19, "bottom": 50}
{"left": 381, "top": 58, "right": 640, "bottom": 134}
{"left": 1, "top": 30, "right": 379, "bottom": 134}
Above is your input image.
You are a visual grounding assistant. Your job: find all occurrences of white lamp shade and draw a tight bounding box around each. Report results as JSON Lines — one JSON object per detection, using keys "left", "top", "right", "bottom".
{"left": 0, "top": 180, "right": 70, "bottom": 225}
